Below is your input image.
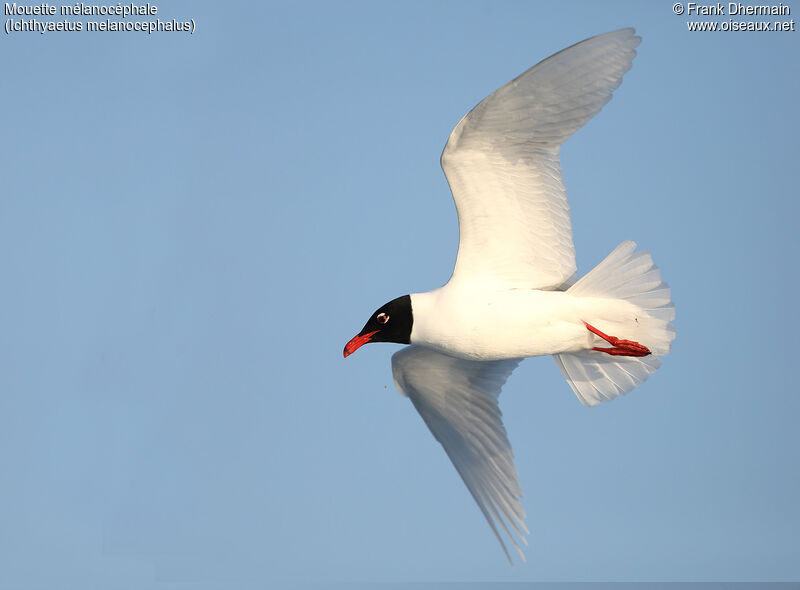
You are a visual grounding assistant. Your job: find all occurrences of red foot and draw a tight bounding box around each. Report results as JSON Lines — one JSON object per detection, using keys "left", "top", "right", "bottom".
{"left": 583, "top": 321, "right": 651, "bottom": 357}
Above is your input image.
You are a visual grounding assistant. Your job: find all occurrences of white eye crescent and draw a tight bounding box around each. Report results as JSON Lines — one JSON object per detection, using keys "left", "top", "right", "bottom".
{"left": 376, "top": 313, "right": 389, "bottom": 325}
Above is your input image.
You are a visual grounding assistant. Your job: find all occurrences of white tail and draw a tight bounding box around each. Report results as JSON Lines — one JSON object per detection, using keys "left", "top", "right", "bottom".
{"left": 554, "top": 241, "right": 675, "bottom": 406}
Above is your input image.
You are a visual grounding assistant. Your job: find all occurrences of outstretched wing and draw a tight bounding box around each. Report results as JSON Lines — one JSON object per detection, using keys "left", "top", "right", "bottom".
{"left": 442, "top": 28, "right": 641, "bottom": 289}
{"left": 391, "top": 346, "right": 525, "bottom": 563}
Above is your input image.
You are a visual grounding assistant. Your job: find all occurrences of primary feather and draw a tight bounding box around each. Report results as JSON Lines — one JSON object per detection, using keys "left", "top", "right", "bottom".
{"left": 392, "top": 346, "right": 525, "bottom": 563}
{"left": 442, "top": 28, "right": 641, "bottom": 289}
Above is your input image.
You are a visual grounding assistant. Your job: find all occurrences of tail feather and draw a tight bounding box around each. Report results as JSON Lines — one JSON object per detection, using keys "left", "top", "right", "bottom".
{"left": 554, "top": 351, "right": 662, "bottom": 406}
{"left": 555, "top": 241, "right": 675, "bottom": 407}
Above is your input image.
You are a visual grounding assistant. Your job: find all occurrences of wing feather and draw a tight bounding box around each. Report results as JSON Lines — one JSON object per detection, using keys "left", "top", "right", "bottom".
{"left": 391, "top": 346, "right": 526, "bottom": 563}
{"left": 441, "top": 28, "right": 641, "bottom": 289}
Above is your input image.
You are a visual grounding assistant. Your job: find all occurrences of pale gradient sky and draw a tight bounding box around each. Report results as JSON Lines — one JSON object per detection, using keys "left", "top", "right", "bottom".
{"left": 1, "top": 1, "right": 798, "bottom": 587}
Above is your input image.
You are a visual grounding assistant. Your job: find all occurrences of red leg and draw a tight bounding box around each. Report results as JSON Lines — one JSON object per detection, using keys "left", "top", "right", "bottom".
{"left": 583, "top": 321, "right": 651, "bottom": 357}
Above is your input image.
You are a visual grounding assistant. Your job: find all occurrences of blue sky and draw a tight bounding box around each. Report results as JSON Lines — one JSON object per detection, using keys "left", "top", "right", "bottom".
{"left": 1, "top": 1, "right": 798, "bottom": 587}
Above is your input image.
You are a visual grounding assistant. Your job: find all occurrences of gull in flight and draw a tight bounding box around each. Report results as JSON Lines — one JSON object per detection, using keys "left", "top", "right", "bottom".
{"left": 344, "top": 28, "right": 675, "bottom": 564}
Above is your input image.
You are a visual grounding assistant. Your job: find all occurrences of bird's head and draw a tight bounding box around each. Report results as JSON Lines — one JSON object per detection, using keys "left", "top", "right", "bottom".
{"left": 343, "top": 295, "right": 413, "bottom": 358}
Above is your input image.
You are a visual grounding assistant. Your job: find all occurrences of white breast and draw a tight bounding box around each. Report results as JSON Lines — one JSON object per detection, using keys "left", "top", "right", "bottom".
{"left": 410, "top": 287, "right": 580, "bottom": 360}
{"left": 410, "top": 285, "right": 649, "bottom": 361}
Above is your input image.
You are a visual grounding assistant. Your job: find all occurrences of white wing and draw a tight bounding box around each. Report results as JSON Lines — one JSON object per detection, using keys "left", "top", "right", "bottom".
{"left": 391, "top": 346, "right": 525, "bottom": 563}
{"left": 442, "top": 28, "right": 641, "bottom": 289}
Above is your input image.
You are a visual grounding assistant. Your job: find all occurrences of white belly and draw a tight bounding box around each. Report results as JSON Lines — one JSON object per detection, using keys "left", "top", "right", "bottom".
{"left": 409, "top": 286, "right": 641, "bottom": 361}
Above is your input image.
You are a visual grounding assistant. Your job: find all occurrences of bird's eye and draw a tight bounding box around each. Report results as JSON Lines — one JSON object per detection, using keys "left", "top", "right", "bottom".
{"left": 376, "top": 313, "right": 389, "bottom": 325}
